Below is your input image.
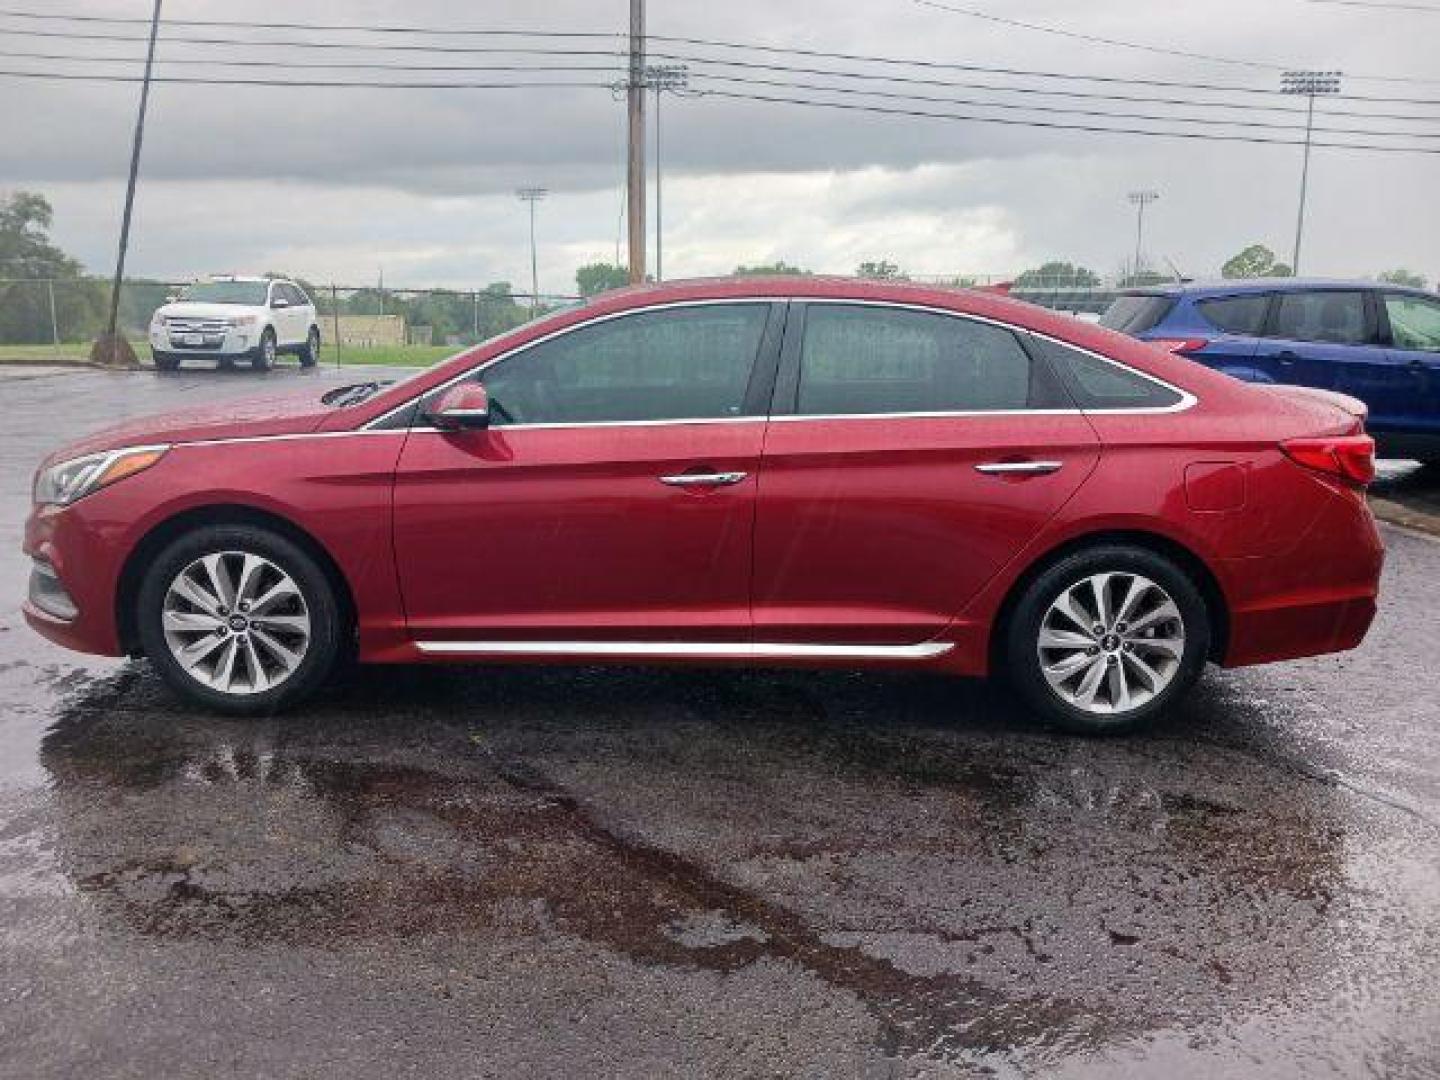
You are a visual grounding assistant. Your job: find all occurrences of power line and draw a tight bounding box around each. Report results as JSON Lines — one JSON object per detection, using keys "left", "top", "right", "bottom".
{"left": 679, "top": 72, "right": 1440, "bottom": 139}
{"left": 0, "top": 48, "right": 627, "bottom": 76}
{"left": 690, "top": 87, "right": 1440, "bottom": 154}
{"left": 5, "top": 61, "right": 1440, "bottom": 146}
{"left": 911, "top": 0, "right": 1440, "bottom": 87}
{"left": 1305, "top": 0, "right": 1440, "bottom": 11}
{"left": 6, "top": 9, "right": 1440, "bottom": 106}
{"left": 6, "top": 43, "right": 1436, "bottom": 131}
{"left": 0, "top": 70, "right": 615, "bottom": 90}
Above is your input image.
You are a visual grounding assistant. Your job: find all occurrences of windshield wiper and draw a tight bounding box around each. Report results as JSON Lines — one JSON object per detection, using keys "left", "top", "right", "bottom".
{"left": 321, "top": 381, "right": 392, "bottom": 408}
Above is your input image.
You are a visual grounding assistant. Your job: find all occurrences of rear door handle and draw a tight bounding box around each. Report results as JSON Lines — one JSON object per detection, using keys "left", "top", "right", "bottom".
{"left": 975, "top": 461, "right": 1064, "bottom": 476}
{"left": 659, "top": 471, "right": 748, "bottom": 488}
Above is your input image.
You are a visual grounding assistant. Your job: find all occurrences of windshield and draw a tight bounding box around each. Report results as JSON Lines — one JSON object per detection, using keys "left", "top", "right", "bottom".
{"left": 1100, "top": 294, "right": 1176, "bottom": 334}
{"left": 177, "top": 281, "right": 270, "bottom": 305}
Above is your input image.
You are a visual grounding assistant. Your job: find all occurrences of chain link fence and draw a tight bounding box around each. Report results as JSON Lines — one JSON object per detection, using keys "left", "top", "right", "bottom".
{"left": 0, "top": 278, "right": 579, "bottom": 366}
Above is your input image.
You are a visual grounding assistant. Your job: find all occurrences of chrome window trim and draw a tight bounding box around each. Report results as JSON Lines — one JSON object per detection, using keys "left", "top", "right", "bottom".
{"left": 413, "top": 639, "right": 953, "bottom": 660}
{"left": 363, "top": 294, "right": 1198, "bottom": 433}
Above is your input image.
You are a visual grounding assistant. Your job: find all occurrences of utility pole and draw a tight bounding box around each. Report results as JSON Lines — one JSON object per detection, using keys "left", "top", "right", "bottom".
{"left": 101, "top": 0, "right": 162, "bottom": 366}
{"left": 646, "top": 64, "right": 689, "bottom": 282}
{"left": 516, "top": 187, "right": 548, "bottom": 316}
{"left": 1127, "top": 190, "right": 1159, "bottom": 283}
{"left": 626, "top": 0, "right": 646, "bottom": 284}
{"left": 1282, "top": 70, "right": 1342, "bottom": 275}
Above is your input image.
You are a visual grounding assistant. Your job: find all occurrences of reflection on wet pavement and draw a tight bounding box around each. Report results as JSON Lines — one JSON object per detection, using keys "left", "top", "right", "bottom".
{"left": 2, "top": 370, "right": 1439, "bottom": 1078}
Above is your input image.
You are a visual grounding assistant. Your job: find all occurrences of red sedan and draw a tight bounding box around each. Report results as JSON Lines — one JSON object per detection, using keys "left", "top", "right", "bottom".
{"left": 23, "top": 278, "right": 1383, "bottom": 733}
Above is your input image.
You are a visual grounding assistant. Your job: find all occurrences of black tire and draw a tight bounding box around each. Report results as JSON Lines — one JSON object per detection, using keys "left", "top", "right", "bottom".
{"left": 1002, "top": 544, "right": 1210, "bottom": 736}
{"left": 252, "top": 328, "right": 276, "bottom": 372}
{"left": 299, "top": 326, "right": 321, "bottom": 368}
{"left": 152, "top": 350, "right": 181, "bottom": 372}
{"left": 136, "top": 524, "right": 346, "bottom": 715}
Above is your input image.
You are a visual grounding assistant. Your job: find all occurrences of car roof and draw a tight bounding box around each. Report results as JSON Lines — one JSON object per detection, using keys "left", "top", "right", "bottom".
{"left": 1121, "top": 278, "right": 1433, "bottom": 299}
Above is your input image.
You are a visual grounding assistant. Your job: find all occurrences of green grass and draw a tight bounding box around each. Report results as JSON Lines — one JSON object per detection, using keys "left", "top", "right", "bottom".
{"left": 322, "top": 344, "right": 460, "bottom": 367}
{"left": 0, "top": 343, "right": 92, "bottom": 363}
{"left": 0, "top": 342, "right": 461, "bottom": 368}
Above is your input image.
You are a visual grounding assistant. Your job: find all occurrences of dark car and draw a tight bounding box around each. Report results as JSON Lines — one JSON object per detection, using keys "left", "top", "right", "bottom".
{"left": 1102, "top": 279, "right": 1440, "bottom": 462}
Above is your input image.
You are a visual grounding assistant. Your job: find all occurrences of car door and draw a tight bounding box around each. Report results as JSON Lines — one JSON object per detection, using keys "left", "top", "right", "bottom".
{"left": 279, "top": 284, "right": 308, "bottom": 345}
{"left": 392, "top": 301, "right": 784, "bottom": 646}
{"left": 1252, "top": 289, "right": 1398, "bottom": 412}
{"left": 751, "top": 301, "right": 1101, "bottom": 646}
{"left": 1378, "top": 290, "right": 1440, "bottom": 439}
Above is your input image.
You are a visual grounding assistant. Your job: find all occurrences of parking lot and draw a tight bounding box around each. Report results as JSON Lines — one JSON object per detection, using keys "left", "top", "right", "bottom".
{"left": 1, "top": 365, "right": 1438, "bottom": 1078}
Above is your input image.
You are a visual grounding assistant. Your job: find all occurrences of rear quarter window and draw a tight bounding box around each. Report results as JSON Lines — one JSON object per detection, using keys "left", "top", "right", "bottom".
{"left": 1028, "top": 336, "right": 1184, "bottom": 410}
{"left": 1194, "top": 294, "right": 1270, "bottom": 335}
{"left": 1099, "top": 294, "right": 1176, "bottom": 334}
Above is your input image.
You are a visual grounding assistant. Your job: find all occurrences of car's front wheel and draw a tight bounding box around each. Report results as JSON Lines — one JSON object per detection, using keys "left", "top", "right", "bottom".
{"left": 1003, "top": 545, "right": 1210, "bottom": 735}
{"left": 252, "top": 328, "right": 276, "bottom": 371}
{"left": 136, "top": 524, "right": 345, "bottom": 714}
{"left": 299, "top": 326, "right": 321, "bottom": 367}
{"left": 152, "top": 350, "right": 180, "bottom": 372}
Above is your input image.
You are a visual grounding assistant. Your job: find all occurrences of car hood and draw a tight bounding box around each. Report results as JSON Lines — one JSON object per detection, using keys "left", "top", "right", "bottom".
{"left": 42, "top": 390, "right": 333, "bottom": 465}
{"left": 155, "top": 302, "right": 261, "bottom": 321}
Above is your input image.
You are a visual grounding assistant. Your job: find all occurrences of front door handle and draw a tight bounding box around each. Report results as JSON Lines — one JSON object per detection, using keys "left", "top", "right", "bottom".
{"left": 975, "top": 461, "right": 1064, "bottom": 476}
{"left": 659, "top": 471, "right": 748, "bottom": 488}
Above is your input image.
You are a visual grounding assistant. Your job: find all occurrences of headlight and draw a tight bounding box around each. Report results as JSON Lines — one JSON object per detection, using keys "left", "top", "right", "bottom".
{"left": 227, "top": 315, "right": 258, "bottom": 327}
{"left": 33, "top": 445, "right": 169, "bottom": 507}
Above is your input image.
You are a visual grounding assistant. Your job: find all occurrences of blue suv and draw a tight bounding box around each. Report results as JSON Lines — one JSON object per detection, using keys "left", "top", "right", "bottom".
{"left": 1101, "top": 280, "right": 1440, "bottom": 462}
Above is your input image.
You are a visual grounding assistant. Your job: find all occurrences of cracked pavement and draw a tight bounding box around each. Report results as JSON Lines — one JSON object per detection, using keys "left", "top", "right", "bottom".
{"left": 1, "top": 366, "right": 1438, "bottom": 1078}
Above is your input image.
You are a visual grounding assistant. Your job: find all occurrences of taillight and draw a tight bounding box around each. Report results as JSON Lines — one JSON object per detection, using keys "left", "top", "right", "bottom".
{"left": 1282, "top": 434, "right": 1376, "bottom": 487}
{"left": 1150, "top": 338, "right": 1209, "bottom": 356}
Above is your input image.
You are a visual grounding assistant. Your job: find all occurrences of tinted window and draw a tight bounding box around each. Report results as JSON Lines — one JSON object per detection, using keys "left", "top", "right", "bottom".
{"left": 1270, "top": 291, "right": 1370, "bottom": 345}
{"left": 177, "top": 281, "right": 269, "bottom": 305}
{"left": 1100, "top": 294, "right": 1176, "bottom": 334}
{"left": 479, "top": 304, "right": 769, "bottom": 425}
{"left": 796, "top": 305, "right": 1041, "bottom": 415}
{"left": 1028, "top": 336, "right": 1183, "bottom": 410}
{"left": 1384, "top": 293, "right": 1440, "bottom": 353}
{"left": 1195, "top": 294, "right": 1270, "bottom": 335}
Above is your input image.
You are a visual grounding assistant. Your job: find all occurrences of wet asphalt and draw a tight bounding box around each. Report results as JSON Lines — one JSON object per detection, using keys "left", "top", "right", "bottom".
{"left": 1, "top": 365, "right": 1438, "bottom": 1079}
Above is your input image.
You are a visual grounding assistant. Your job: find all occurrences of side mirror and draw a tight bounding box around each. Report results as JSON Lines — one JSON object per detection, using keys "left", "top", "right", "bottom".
{"left": 271, "top": 297, "right": 290, "bottom": 309}
{"left": 426, "top": 382, "right": 491, "bottom": 430}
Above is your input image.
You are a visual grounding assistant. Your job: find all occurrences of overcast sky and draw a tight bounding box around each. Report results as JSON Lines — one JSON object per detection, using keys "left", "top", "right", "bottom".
{"left": 3, "top": 0, "right": 1437, "bottom": 293}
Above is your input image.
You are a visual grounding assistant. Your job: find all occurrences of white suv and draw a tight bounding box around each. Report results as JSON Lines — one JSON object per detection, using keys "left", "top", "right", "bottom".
{"left": 149, "top": 276, "right": 321, "bottom": 371}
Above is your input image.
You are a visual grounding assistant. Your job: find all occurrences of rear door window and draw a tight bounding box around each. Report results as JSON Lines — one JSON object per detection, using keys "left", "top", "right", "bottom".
{"left": 1269, "top": 291, "right": 1371, "bottom": 345}
{"left": 1195, "top": 294, "right": 1271, "bottom": 335}
{"left": 793, "top": 305, "right": 1052, "bottom": 415}
{"left": 1100, "top": 294, "right": 1176, "bottom": 334}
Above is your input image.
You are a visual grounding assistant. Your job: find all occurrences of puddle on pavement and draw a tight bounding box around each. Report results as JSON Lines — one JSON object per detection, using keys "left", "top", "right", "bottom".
{"left": 19, "top": 660, "right": 1379, "bottom": 1068}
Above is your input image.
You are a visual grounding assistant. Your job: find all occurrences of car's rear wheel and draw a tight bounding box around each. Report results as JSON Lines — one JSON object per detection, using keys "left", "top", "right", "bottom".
{"left": 152, "top": 350, "right": 180, "bottom": 372}
{"left": 299, "top": 326, "right": 320, "bottom": 367}
{"left": 136, "top": 524, "right": 345, "bottom": 714}
{"left": 252, "top": 329, "right": 276, "bottom": 371}
{"left": 1003, "top": 545, "right": 1210, "bottom": 735}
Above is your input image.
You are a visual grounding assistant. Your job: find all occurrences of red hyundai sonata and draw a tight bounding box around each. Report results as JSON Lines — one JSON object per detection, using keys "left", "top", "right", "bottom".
{"left": 23, "top": 278, "right": 1383, "bottom": 733}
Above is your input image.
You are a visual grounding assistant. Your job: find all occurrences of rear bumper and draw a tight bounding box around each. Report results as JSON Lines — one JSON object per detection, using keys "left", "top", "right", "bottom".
{"left": 1220, "top": 485, "right": 1384, "bottom": 668}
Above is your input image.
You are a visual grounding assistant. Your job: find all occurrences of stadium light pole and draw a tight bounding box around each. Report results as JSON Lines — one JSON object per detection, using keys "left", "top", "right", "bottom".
{"left": 1128, "top": 190, "right": 1159, "bottom": 283}
{"left": 1281, "top": 70, "right": 1342, "bottom": 276}
{"left": 645, "top": 64, "right": 689, "bottom": 281}
{"left": 516, "top": 187, "right": 548, "bottom": 316}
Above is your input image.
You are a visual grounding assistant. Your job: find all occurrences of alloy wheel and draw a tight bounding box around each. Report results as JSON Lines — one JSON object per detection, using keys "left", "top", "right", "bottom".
{"left": 1037, "top": 571, "right": 1185, "bottom": 716}
{"left": 160, "top": 551, "right": 311, "bottom": 695}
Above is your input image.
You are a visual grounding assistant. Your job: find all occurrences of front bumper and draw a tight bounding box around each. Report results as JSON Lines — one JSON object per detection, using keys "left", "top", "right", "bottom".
{"left": 149, "top": 324, "right": 254, "bottom": 356}
{"left": 22, "top": 502, "right": 127, "bottom": 657}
